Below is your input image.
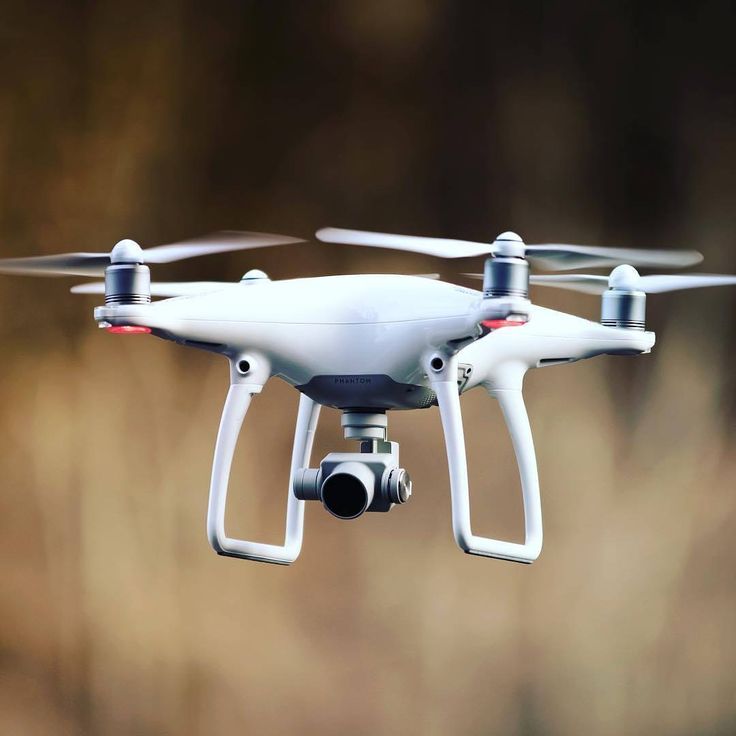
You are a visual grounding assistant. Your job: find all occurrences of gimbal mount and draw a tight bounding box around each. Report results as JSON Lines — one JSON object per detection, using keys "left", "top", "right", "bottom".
{"left": 205, "top": 351, "right": 543, "bottom": 565}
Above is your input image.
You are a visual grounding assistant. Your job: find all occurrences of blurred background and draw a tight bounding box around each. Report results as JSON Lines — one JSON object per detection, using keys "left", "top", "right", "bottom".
{"left": 0, "top": 1, "right": 734, "bottom": 734}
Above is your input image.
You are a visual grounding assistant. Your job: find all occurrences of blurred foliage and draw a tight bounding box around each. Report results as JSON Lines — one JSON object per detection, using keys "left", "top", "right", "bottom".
{"left": 0, "top": 1, "right": 734, "bottom": 734}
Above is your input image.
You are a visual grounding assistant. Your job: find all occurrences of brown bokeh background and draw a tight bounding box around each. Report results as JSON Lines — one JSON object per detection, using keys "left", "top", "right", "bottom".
{"left": 0, "top": 2, "right": 734, "bottom": 734}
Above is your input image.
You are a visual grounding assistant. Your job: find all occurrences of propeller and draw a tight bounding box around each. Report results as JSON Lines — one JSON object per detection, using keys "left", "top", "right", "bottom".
{"left": 316, "top": 228, "right": 703, "bottom": 271}
{"left": 71, "top": 272, "right": 443, "bottom": 300}
{"left": 71, "top": 281, "right": 234, "bottom": 298}
{"left": 526, "top": 266, "right": 736, "bottom": 294}
{"left": 0, "top": 231, "right": 304, "bottom": 278}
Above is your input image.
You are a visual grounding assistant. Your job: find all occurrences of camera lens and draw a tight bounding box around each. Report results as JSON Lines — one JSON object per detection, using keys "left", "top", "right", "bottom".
{"left": 322, "top": 474, "right": 368, "bottom": 518}
{"left": 321, "top": 462, "right": 375, "bottom": 519}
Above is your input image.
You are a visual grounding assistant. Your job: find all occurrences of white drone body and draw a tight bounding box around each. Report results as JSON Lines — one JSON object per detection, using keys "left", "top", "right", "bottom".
{"left": 93, "top": 272, "right": 653, "bottom": 565}
{"left": 3, "top": 227, "right": 732, "bottom": 567}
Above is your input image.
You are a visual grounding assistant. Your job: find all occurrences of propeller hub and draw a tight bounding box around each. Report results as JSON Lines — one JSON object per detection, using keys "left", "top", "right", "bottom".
{"left": 608, "top": 264, "right": 641, "bottom": 291}
{"left": 111, "top": 239, "right": 145, "bottom": 264}
{"left": 493, "top": 232, "right": 525, "bottom": 259}
{"left": 241, "top": 269, "right": 270, "bottom": 282}
{"left": 495, "top": 231, "right": 522, "bottom": 242}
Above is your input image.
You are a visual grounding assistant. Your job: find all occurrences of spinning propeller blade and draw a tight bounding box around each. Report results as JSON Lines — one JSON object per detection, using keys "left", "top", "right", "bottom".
{"left": 317, "top": 227, "right": 703, "bottom": 270}
{"left": 528, "top": 270, "right": 736, "bottom": 294}
{"left": 0, "top": 232, "right": 304, "bottom": 278}
{"left": 140, "top": 231, "right": 303, "bottom": 263}
{"left": 71, "top": 281, "right": 235, "bottom": 298}
{"left": 0, "top": 253, "right": 111, "bottom": 278}
{"left": 464, "top": 272, "right": 611, "bottom": 295}
{"left": 523, "top": 244, "right": 702, "bottom": 270}
{"left": 317, "top": 228, "right": 489, "bottom": 259}
{"left": 71, "top": 273, "right": 441, "bottom": 298}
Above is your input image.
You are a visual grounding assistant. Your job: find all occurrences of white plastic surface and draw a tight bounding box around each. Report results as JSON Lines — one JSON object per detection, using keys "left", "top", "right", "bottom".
{"left": 460, "top": 305, "right": 655, "bottom": 392}
{"left": 94, "top": 275, "right": 489, "bottom": 388}
{"left": 206, "top": 386, "right": 320, "bottom": 564}
{"left": 432, "top": 375, "right": 543, "bottom": 563}
{"left": 110, "top": 239, "right": 144, "bottom": 264}
{"left": 92, "top": 274, "right": 659, "bottom": 567}
{"left": 93, "top": 278, "right": 655, "bottom": 395}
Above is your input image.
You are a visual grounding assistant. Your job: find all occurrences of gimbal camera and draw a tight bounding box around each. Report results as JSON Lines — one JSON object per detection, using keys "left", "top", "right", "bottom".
{"left": 293, "top": 411, "right": 412, "bottom": 519}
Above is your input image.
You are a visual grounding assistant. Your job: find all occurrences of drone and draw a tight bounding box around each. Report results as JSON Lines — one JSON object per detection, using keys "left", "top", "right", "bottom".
{"left": 2, "top": 227, "right": 735, "bottom": 566}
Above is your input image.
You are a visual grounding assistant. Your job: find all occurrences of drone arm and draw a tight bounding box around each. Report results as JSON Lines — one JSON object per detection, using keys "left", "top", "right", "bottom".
{"left": 431, "top": 365, "right": 543, "bottom": 563}
{"left": 206, "top": 383, "right": 320, "bottom": 564}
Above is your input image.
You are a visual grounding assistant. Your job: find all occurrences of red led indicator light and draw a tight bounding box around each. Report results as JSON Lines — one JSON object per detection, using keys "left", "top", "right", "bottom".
{"left": 481, "top": 319, "right": 526, "bottom": 331}
{"left": 106, "top": 325, "right": 151, "bottom": 335}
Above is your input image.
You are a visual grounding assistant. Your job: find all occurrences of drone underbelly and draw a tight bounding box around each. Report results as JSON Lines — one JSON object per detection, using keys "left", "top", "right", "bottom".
{"left": 104, "top": 277, "right": 481, "bottom": 409}
{"left": 295, "top": 373, "right": 437, "bottom": 410}
{"left": 247, "top": 319, "right": 470, "bottom": 409}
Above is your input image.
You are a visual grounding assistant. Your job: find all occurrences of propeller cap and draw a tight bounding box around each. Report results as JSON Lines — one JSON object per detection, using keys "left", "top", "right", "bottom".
{"left": 609, "top": 264, "right": 641, "bottom": 291}
{"left": 110, "top": 239, "right": 144, "bottom": 264}
{"left": 493, "top": 232, "right": 525, "bottom": 258}
{"left": 241, "top": 269, "right": 269, "bottom": 282}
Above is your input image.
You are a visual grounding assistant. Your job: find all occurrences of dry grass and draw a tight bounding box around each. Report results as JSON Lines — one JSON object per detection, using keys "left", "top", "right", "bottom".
{"left": 0, "top": 2, "right": 734, "bottom": 733}
{"left": 0, "top": 301, "right": 733, "bottom": 735}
